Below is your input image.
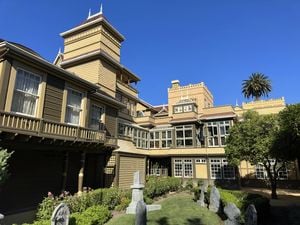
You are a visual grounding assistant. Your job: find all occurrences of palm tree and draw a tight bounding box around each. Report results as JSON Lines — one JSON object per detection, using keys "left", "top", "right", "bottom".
{"left": 242, "top": 73, "right": 272, "bottom": 101}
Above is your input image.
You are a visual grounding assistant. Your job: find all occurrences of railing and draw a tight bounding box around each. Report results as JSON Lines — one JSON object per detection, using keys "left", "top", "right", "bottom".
{"left": 105, "top": 136, "right": 118, "bottom": 146}
{"left": 0, "top": 111, "right": 106, "bottom": 143}
{"left": 149, "top": 168, "right": 168, "bottom": 177}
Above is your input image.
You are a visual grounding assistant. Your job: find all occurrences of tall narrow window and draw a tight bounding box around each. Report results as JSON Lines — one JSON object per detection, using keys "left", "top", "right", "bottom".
{"left": 207, "top": 122, "right": 219, "bottom": 146}
{"left": 11, "top": 69, "right": 41, "bottom": 116}
{"left": 219, "top": 121, "right": 230, "bottom": 146}
{"left": 65, "top": 89, "right": 82, "bottom": 125}
{"left": 175, "top": 125, "right": 193, "bottom": 147}
{"left": 89, "top": 105, "right": 104, "bottom": 130}
{"left": 162, "top": 130, "right": 172, "bottom": 148}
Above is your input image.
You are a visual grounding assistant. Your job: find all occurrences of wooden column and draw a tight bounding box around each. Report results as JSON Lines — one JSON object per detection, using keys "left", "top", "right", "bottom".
{"left": 0, "top": 59, "right": 12, "bottom": 110}
{"left": 77, "top": 152, "right": 86, "bottom": 195}
{"left": 61, "top": 151, "right": 69, "bottom": 192}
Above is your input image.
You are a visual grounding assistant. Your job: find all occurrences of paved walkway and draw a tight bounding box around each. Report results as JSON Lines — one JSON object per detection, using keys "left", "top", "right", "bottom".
{"left": 242, "top": 188, "right": 300, "bottom": 225}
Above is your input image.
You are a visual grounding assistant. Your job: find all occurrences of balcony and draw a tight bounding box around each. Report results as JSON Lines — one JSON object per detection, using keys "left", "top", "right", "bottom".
{"left": 134, "top": 111, "right": 155, "bottom": 126}
{"left": 0, "top": 111, "right": 106, "bottom": 144}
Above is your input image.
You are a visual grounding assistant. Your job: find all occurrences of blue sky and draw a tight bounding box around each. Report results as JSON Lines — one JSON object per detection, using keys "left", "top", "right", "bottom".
{"left": 1, "top": 0, "right": 300, "bottom": 106}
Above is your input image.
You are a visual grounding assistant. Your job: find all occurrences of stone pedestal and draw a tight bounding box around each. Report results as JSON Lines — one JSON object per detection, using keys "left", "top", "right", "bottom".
{"left": 126, "top": 171, "right": 161, "bottom": 214}
{"left": 126, "top": 183, "right": 145, "bottom": 214}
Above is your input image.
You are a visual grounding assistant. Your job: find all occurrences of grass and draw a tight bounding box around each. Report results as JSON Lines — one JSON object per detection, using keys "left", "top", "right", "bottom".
{"left": 106, "top": 192, "right": 223, "bottom": 225}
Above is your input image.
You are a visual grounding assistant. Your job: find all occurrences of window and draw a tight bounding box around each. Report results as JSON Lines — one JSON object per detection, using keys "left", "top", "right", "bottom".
{"left": 176, "top": 125, "right": 193, "bottom": 147}
{"left": 161, "top": 130, "right": 172, "bottom": 148}
{"left": 134, "top": 128, "right": 148, "bottom": 149}
{"left": 89, "top": 105, "right": 104, "bottom": 130}
{"left": 118, "top": 123, "right": 126, "bottom": 136}
{"left": 255, "top": 161, "right": 288, "bottom": 180}
{"left": 195, "top": 158, "right": 206, "bottom": 164}
{"left": 210, "top": 159, "right": 222, "bottom": 179}
{"left": 174, "top": 158, "right": 193, "bottom": 178}
{"left": 207, "top": 122, "right": 219, "bottom": 146}
{"left": 174, "top": 106, "right": 183, "bottom": 113}
{"left": 183, "top": 104, "right": 192, "bottom": 112}
{"left": 174, "top": 159, "right": 183, "bottom": 177}
{"left": 11, "top": 69, "right": 41, "bottom": 116}
{"left": 149, "top": 131, "right": 160, "bottom": 148}
{"left": 219, "top": 121, "right": 230, "bottom": 145}
{"left": 207, "top": 121, "right": 231, "bottom": 147}
{"left": 65, "top": 89, "right": 82, "bottom": 125}
{"left": 149, "top": 129, "right": 173, "bottom": 149}
{"left": 210, "top": 158, "right": 235, "bottom": 179}
{"left": 255, "top": 164, "right": 265, "bottom": 179}
{"left": 222, "top": 159, "right": 235, "bottom": 179}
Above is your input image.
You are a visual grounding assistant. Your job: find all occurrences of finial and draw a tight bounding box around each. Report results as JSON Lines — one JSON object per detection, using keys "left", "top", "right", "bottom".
{"left": 100, "top": 3, "right": 103, "bottom": 14}
{"left": 88, "top": 8, "right": 91, "bottom": 18}
{"left": 235, "top": 99, "right": 239, "bottom": 106}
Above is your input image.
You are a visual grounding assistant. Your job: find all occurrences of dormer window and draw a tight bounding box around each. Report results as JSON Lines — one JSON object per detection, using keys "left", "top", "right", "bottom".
{"left": 173, "top": 103, "right": 196, "bottom": 114}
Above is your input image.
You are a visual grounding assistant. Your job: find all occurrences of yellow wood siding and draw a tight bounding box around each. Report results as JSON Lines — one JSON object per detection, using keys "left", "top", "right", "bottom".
{"left": 105, "top": 106, "right": 117, "bottom": 137}
{"left": 118, "top": 155, "right": 146, "bottom": 188}
{"left": 99, "top": 61, "right": 116, "bottom": 96}
{"left": 43, "top": 75, "right": 64, "bottom": 122}
{"left": 65, "top": 60, "right": 100, "bottom": 84}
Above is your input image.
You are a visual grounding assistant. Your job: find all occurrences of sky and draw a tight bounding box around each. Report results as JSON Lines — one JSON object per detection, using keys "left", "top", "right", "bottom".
{"left": 1, "top": 0, "right": 300, "bottom": 106}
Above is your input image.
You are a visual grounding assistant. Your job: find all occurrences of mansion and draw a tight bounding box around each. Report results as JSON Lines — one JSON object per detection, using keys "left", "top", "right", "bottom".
{"left": 0, "top": 7, "right": 299, "bottom": 218}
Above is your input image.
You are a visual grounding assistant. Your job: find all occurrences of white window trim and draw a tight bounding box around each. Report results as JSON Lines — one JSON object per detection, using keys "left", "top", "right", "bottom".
{"left": 65, "top": 88, "right": 83, "bottom": 126}
{"left": 12, "top": 68, "right": 42, "bottom": 117}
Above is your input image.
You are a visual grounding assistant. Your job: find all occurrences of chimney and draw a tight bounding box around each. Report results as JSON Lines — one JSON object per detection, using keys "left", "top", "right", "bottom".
{"left": 171, "top": 80, "right": 180, "bottom": 88}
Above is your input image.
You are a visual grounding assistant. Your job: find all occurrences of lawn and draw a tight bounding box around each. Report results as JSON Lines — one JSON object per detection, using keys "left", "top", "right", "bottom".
{"left": 106, "top": 192, "right": 223, "bottom": 225}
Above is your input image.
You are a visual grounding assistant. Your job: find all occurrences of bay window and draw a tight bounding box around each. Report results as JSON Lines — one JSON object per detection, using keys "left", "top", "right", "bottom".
{"left": 207, "top": 121, "right": 231, "bottom": 147}
{"left": 65, "top": 89, "right": 82, "bottom": 125}
{"left": 11, "top": 69, "right": 41, "bottom": 116}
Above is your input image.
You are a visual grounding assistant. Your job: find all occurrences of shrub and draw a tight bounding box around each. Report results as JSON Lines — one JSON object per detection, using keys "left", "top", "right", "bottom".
{"left": 185, "top": 179, "right": 194, "bottom": 190}
{"left": 217, "top": 188, "right": 270, "bottom": 225}
{"left": 101, "top": 188, "right": 121, "bottom": 210}
{"left": 22, "top": 220, "right": 49, "bottom": 225}
{"left": 36, "top": 193, "right": 60, "bottom": 221}
{"left": 70, "top": 205, "right": 111, "bottom": 225}
{"left": 144, "top": 176, "right": 181, "bottom": 199}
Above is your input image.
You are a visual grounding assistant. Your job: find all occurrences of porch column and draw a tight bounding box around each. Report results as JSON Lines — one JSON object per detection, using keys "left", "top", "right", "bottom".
{"left": 77, "top": 152, "right": 86, "bottom": 195}
{"left": 61, "top": 151, "right": 69, "bottom": 192}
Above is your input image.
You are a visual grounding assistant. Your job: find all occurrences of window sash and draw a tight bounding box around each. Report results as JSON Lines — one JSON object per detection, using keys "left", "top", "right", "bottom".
{"left": 89, "top": 105, "right": 104, "bottom": 130}
{"left": 65, "top": 89, "right": 82, "bottom": 125}
{"left": 11, "top": 69, "right": 41, "bottom": 116}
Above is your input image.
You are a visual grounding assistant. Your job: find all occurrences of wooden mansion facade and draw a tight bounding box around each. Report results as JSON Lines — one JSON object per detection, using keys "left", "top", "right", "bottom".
{"left": 0, "top": 7, "right": 299, "bottom": 216}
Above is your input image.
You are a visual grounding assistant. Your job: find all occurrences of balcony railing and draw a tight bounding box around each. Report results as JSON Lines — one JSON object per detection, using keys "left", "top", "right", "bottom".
{"left": 0, "top": 111, "right": 106, "bottom": 143}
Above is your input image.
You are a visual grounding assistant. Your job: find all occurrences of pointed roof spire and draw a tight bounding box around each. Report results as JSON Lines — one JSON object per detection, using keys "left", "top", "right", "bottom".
{"left": 100, "top": 3, "right": 103, "bottom": 14}
{"left": 88, "top": 8, "right": 91, "bottom": 18}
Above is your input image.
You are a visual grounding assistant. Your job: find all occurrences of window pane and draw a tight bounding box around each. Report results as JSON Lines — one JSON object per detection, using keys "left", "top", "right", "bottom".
{"left": 185, "top": 129, "right": 192, "bottom": 137}
{"left": 12, "top": 69, "right": 40, "bottom": 116}
{"left": 176, "top": 130, "right": 183, "bottom": 138}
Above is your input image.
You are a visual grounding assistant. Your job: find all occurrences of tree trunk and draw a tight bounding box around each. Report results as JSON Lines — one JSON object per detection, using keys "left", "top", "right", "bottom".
{"left": 270, "top": 179, "right": 278, "bottom": 199}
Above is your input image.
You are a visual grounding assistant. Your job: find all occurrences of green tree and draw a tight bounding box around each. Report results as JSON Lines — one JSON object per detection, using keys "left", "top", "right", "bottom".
{"left": 242, "top": 73, "right": 272, "bottom": 100}
{"left": 0, "top": 148, "right": 13, "bottom": 186}
{"left": 276, "top": 104, "right": 300, "bottom": 168}
{"left": 225, "top": 111, "right": 286, "bottom": 199}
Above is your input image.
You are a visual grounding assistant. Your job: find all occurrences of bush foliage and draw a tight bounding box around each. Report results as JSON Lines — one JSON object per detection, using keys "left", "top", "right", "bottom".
{"left": 144, "top": 176, "right": 182, "bottom": 199}
{"left": 70, "top": 205, "right": 111, "bottom": 225}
